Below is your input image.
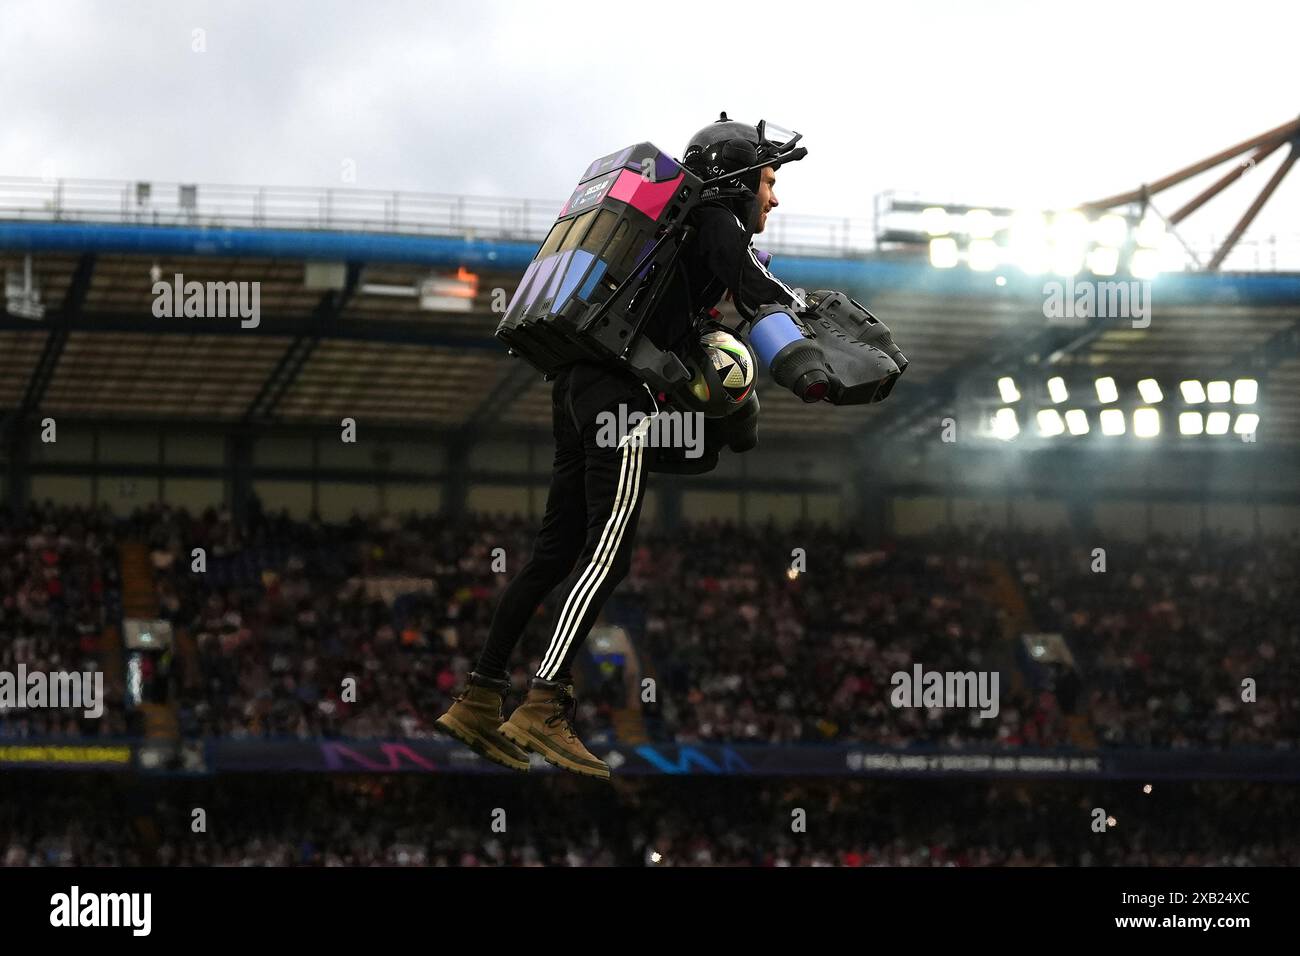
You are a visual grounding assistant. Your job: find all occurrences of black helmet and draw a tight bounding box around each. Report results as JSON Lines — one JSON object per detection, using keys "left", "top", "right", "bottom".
{"left": 683, "top": 113, "right": 764, "bottom": 193}
{"left": 682, "top": 112, "right": 803, "bottom": 225}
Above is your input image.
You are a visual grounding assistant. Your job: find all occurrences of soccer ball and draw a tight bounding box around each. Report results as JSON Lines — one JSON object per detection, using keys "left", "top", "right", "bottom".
{"left": 682, "top": 328, "right": 754, "bottom": 416}
{"left": 702, "top": 329, "right": 755, "bottom": 404}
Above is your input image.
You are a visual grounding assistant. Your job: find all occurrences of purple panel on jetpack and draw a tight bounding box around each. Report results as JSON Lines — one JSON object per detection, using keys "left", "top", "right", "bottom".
{"left": 545, "top": 249, "right": 575, "bottom": 301}
{"left": 505, "top": 259, "right": 542, "bottom": 315}
{"left": 654, "top": 152, "right": 680, "bottom": 181}
{"left": 523, "top": 255, "right": 561, "bottom": 310}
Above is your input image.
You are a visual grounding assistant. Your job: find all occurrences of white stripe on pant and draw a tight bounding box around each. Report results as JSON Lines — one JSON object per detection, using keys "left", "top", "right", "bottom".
{"left": 537, "top": 415, "right": 652, "bottom": 681}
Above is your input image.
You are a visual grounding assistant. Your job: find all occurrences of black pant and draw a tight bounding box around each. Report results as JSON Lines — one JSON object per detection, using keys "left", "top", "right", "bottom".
{"left": 477, "top": 362, "right": 657, "bottom": 685}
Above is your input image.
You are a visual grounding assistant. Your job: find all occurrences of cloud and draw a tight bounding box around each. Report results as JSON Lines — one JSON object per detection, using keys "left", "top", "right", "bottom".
{"left": 0, "top": 0, "right": 1295, "bottom": 240}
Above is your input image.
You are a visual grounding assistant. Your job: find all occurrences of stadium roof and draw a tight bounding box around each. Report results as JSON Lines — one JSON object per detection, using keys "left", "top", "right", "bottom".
{"left": 1, "top": 180, "right": 1297, "bottom": 447}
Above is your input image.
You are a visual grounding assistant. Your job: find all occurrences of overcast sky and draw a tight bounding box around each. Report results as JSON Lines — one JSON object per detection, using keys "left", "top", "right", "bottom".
{"left": 3, "top": 0, "right": 1297, "bottom": 246}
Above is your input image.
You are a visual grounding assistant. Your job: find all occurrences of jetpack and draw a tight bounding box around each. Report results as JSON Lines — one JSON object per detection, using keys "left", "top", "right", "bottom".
{"left": 494, "top": 141, "right": 713, "bottom": 398}
{"left": 495, "top": 132, "right": 909, "bottom": 407}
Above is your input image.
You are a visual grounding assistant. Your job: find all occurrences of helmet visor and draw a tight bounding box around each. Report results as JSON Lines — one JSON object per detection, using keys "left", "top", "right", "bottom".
{"left": 755, "top": 120, "right": 802, "bottom": 163}
{"left": 757, "top": 121, "right": 797, "bottom": 148}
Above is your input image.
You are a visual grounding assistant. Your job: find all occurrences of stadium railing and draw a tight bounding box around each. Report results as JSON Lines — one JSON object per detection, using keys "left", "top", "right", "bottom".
{"left": 0, "top": 176, "right": 874, "bottom": 259}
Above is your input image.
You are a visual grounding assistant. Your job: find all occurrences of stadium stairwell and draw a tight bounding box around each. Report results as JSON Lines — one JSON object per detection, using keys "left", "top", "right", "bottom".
{"left": 619, "top": 648, "right": 665, "bottom": 745}
{"left": 175, "top": 626, "right": 202, "bottom": 690}
{"left": 986, "top": 559, "right": 1031, "bottom": 698}
{"left": 585, "top": 620, "right": 651, "bottom": 744}
{"left": 99, "top": 624, "right": 126, "bottom": 702}
{"left": 611, "top": 703, "right": 648, "bottom": 745}
{"left": 985, "top": 559, "right": 1097, "bottom": 749}
{"left": 120, "top": 541, "right": 178, "bottom": 740}
{"left": 119, "top": 542, "right": 157, "bottom": 618}
{"left": 609, "top": 648, "right": 650, "bottom": 744}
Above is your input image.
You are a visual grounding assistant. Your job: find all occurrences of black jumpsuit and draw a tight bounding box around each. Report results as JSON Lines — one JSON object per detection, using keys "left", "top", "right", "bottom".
{"left": 476, "top": 202, "right": 803, "bottom": 684}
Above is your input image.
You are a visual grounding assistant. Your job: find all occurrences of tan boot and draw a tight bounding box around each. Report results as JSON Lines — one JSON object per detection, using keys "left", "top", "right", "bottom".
{"left": 498, "top": 678, "right": 610, "bottom": 780}
{"left": 435, "top": 672, "right": 530, "bottom": 772}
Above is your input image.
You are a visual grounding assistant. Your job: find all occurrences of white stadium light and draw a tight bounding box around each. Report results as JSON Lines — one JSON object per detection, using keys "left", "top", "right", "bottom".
{"left": 921, "top": 206, "right": 950, "bottom": 236}
{"left": 992, "top": 407, "right": 1020, "bottom": 441}
{"left": 1087, "top": 246, "right": 1120, "bottom": 277}
{"left": 1129, "top": 248, "right": 1160, "bottom": 279}
{"left": 997, "top": 376, "right": 1021, "bottom": 403}
{"left": 1234, "top": 413, "right": 1259, "bottom": 436}
{"left": 1016, "top": 247, "right": 1050, "bottom": 274}
{"left": 1233, "top": 378, "right": 1258, "bottom": 404}
{"left": 1095, "top": 376, "right": 1118, "bottom": 403}
{"left": 1094, "top": 214, "right": 1128, "bottom": 248}
{"left": 1206, "top": 411, "right": 1231, "bottom": 435}
{"left": 968, "top": 238, "right": 1000, "bottom": 272}
{"left": 1046, "top": 376, "right": 1068, "bottom": 404}
{"left": 1008, "top": 210, "right": 1049, "bottom": 274}
{"left": 929, "top": 236, "right": 959, "bottom": 268}
{"left": 1050, "top": 210, "right": 1088, "bottom": 277}
{"left": 1064, "top": 409, "right": 1090, "bottom": 435}
{"left": 965, "top": 209, "right": 996, "bottom": 239}
{"left": 1133, "top": 407, "right": 1160, "bottom": 438}
{"left": 1099, "top": 408, "right": 1126, "bottom": 436}
{"left": 1036, "top": 408, "right": 1066, "bottom": 437}
{"left": 1052, "top": 209, "right": 1090, "bottom": 245}
{"left": 1137, "top": 378, "right": 1163, "bottom": 403}
{"left": 1206, "top": 380, "right": 1231, "bottom": 403}
{"left": 1180, "top": 380, "right": 1206, "bottom": 404}
{"left": 1051, "top": 245, "right": 1085, "bottom": 277}
{"left": 1179, "top": 411, "right": 1203, "bottom": 436}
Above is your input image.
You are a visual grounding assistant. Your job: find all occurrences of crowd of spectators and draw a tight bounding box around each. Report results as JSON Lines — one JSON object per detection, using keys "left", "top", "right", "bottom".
{"left": 141, "top": 504, "right": 1053, "bottom": 747}
{"left": 625, "top": 522, "right": 1052, "bottom": 746}
{"left": 2, "top": 502, "right": 1296, "bottom": 750}
{"left": 988, "top": 528, "right": 1297, "bottom": 748}
{"left": 0, "top": 503, "right": 127, "bottom": 737}
{"left": 4, "top": 774, "right": 1297, "bottom": 867}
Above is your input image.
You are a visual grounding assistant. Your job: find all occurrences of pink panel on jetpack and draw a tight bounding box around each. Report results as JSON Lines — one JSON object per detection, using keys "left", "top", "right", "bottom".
{"left": 608, "top": 169, "right": 684, "bottom": 221}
